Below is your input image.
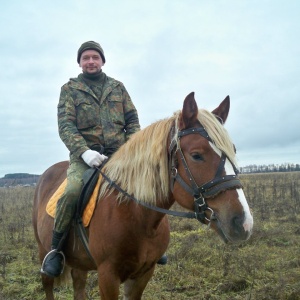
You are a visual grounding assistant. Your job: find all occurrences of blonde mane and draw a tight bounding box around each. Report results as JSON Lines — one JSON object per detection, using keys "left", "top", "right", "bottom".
{"left": 98, "top": 108, "right": 237, "bottom": 204}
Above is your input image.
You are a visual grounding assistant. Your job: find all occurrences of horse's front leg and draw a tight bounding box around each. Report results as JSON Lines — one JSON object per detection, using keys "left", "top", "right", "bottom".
{"left": 39, "top": 245, "right": 56, "bottom": 300}
{"left": 97, "top": 264, "right": 121, "bottom": 300}
{"left": 41, "top": 274, "right": 55, "bottom": 300}
{"left": 71, "top": 268, "right": 88, "bottom": 300}
{"left": 123, "top": 266, "right": 155, "bottom": 300}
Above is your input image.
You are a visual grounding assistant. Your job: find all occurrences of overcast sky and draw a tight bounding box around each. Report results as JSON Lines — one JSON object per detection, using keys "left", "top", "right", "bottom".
{"left": 0, "top": 0, "right": 299, "bottom": 177}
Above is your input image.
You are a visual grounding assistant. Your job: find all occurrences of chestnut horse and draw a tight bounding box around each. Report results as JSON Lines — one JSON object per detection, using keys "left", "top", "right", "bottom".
{"left": 33, "top": 92, "right": 253, "bottom": 299}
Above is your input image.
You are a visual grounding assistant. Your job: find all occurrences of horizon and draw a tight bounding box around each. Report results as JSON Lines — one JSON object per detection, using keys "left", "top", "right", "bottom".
{"left": 1, "top": 161, "right": 299, "bottom": 178}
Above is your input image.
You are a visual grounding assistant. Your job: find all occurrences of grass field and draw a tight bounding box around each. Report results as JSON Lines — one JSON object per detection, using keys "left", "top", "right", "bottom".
{"left": 0, "top": 172, "right": 300, "bottom": 299}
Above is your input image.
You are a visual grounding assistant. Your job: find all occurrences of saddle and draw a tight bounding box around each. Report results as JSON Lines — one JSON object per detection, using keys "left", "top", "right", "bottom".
{"left": 46, "top": 168, "right": 102, "bottom": 227}
{"left": 45, "top": 167, "right": 101, "bottom": 265}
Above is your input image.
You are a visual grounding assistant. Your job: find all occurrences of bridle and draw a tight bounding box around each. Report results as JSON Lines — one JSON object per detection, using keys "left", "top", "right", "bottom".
{"left": 169, "top": 125, "right": 243, "bottom": 224}
{"left": 97, "top": 124, "right": 242, "bottom": 225}
{"left": 78, "top": 123, "right": 244, "bottom": 264}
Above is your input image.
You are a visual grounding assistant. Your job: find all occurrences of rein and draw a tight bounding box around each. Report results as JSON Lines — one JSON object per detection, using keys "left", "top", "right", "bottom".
{"left": 97, "top": 168, "right": 202, "bottom": 221}
{"left": 96, "top": 124, "right": 242, "bottom": 225}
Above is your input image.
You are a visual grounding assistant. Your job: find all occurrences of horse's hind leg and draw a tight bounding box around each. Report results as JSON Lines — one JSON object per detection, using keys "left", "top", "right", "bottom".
{"left": 41, "top": 274, "right": 55, "bottom": 300}
{"left": 123, "top": 267, "right": 155, "bottom": 300}
{"left": 71, "top": 268, "right": 88, "bottom": 300}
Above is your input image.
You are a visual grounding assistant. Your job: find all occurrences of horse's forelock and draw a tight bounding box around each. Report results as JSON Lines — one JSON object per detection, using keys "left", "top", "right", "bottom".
{"left": 198, "top": 109, "right": 237, "bottom": 166}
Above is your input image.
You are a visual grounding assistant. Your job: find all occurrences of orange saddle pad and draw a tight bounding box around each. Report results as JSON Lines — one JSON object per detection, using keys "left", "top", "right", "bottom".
{"left": 46, "top": 174, "right": 102, "bottom": 227}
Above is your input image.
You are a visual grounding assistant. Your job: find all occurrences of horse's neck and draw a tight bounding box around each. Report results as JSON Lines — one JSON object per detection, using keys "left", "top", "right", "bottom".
{"left": 140, "top": 195, "right": 175, "bottom": 230}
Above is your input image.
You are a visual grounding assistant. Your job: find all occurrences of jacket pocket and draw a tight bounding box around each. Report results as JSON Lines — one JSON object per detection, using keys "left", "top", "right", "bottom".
{"left": 75, "top": 98, "right": 99, "bottom": 129}
{"left": 107, "top": 94, "right": 125, "bottom": 126}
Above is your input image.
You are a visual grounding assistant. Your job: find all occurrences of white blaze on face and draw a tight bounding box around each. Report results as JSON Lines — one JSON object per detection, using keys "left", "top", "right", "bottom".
{"left": 209, "top": 142, "right": 254, "bottom": 233}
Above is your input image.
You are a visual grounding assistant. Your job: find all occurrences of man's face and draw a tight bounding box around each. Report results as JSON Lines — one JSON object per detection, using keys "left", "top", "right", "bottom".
{"left": 79, "top": 49, "right": 103, "bottom": 74}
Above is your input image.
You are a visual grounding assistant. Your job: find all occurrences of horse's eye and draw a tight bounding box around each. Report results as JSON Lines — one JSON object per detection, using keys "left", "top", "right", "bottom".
{"left": 191, "top": 153, "right": 203, "bottom": 161}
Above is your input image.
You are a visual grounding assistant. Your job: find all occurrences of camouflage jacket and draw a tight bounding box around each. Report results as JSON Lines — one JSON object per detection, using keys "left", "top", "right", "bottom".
{"left": 57, "top": 73, "right": 140, "bottom": 161}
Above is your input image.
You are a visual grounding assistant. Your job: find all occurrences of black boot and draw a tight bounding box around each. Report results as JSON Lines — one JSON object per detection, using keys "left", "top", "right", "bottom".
{"left": 41, "top": 231, "right": 65, "bottom": 277}
{"left": 157, "top": 254, "right": 168, "bottom": 265}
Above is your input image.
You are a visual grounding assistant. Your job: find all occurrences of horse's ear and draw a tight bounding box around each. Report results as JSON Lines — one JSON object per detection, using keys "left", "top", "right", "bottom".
{"left": 211, "top": 95, "right": 230, "bottom": 124}
{"left": 179, "top": 92, "right": 199, "bottom": 129}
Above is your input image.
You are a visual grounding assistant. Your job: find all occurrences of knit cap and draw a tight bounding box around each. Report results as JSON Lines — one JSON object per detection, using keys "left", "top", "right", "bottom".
{"left": 77, "top": 41, "right": 105, "bottom": 63}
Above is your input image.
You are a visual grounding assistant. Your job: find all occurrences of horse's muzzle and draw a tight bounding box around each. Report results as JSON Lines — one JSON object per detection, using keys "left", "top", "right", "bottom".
{"left": 214, "top": 212, "right": 253, "bottom": 243}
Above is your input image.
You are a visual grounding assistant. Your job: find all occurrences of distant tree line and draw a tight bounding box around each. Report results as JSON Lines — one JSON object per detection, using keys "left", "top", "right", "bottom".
{"left": 3, "top": 173, "right": 39, "bottom": 179}
{"left": 0, "top": 173, "right": 40, "bottom": 187}
{"left": 240, "top": 163, "right": 300, "bottom": 173}
{"left": 1, "top": 164, "right": 299, "bottom": 186}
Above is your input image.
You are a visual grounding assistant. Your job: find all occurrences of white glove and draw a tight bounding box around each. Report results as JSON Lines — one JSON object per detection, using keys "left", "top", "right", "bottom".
{"left": 81, "top": 149, "right": 107, "bottom": 167}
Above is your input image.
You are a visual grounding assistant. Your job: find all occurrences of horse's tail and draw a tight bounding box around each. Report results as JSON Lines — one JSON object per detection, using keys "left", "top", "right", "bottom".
{"left": 54, "top": 265, "right": 72, "bottom": 287}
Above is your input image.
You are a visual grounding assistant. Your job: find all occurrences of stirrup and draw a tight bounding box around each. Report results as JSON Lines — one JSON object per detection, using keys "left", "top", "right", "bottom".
{"left": 40, "top": 249, "right": 66, "bottom": 276}
{"left": 157, "top": 254, "right": 168, "bottom": 265}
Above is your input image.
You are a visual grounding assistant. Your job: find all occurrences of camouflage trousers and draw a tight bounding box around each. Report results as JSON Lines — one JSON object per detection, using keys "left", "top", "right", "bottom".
{"left": 54, "top": 160, "right": 89, "bottom": 233}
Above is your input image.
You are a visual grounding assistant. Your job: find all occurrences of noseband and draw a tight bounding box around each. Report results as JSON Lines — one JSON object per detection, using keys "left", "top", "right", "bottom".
{"left": 169, "top": 126, "right": 243, "bottom": 224}
{"left": 97, "top": 124, "right": 242, "bottom": 225}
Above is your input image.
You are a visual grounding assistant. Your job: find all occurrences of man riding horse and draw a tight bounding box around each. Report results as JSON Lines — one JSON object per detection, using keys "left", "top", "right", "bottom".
{"left": 41, "top": 41, "right": 167, "bottom": 277}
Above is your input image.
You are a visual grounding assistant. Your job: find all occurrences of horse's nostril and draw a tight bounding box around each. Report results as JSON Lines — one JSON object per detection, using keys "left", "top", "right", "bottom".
{"left": 232, "top": 214, "right": 245, "bottom": 231}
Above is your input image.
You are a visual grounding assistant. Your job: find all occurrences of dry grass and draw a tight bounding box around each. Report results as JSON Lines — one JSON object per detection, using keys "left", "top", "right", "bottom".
{"left": 1, "top": 172, "right": 300, "bottom": 299}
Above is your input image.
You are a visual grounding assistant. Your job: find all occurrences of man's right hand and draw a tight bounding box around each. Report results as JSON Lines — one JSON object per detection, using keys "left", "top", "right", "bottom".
{"left": 81, "top": 149, "right": 107, "bottom": 167}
